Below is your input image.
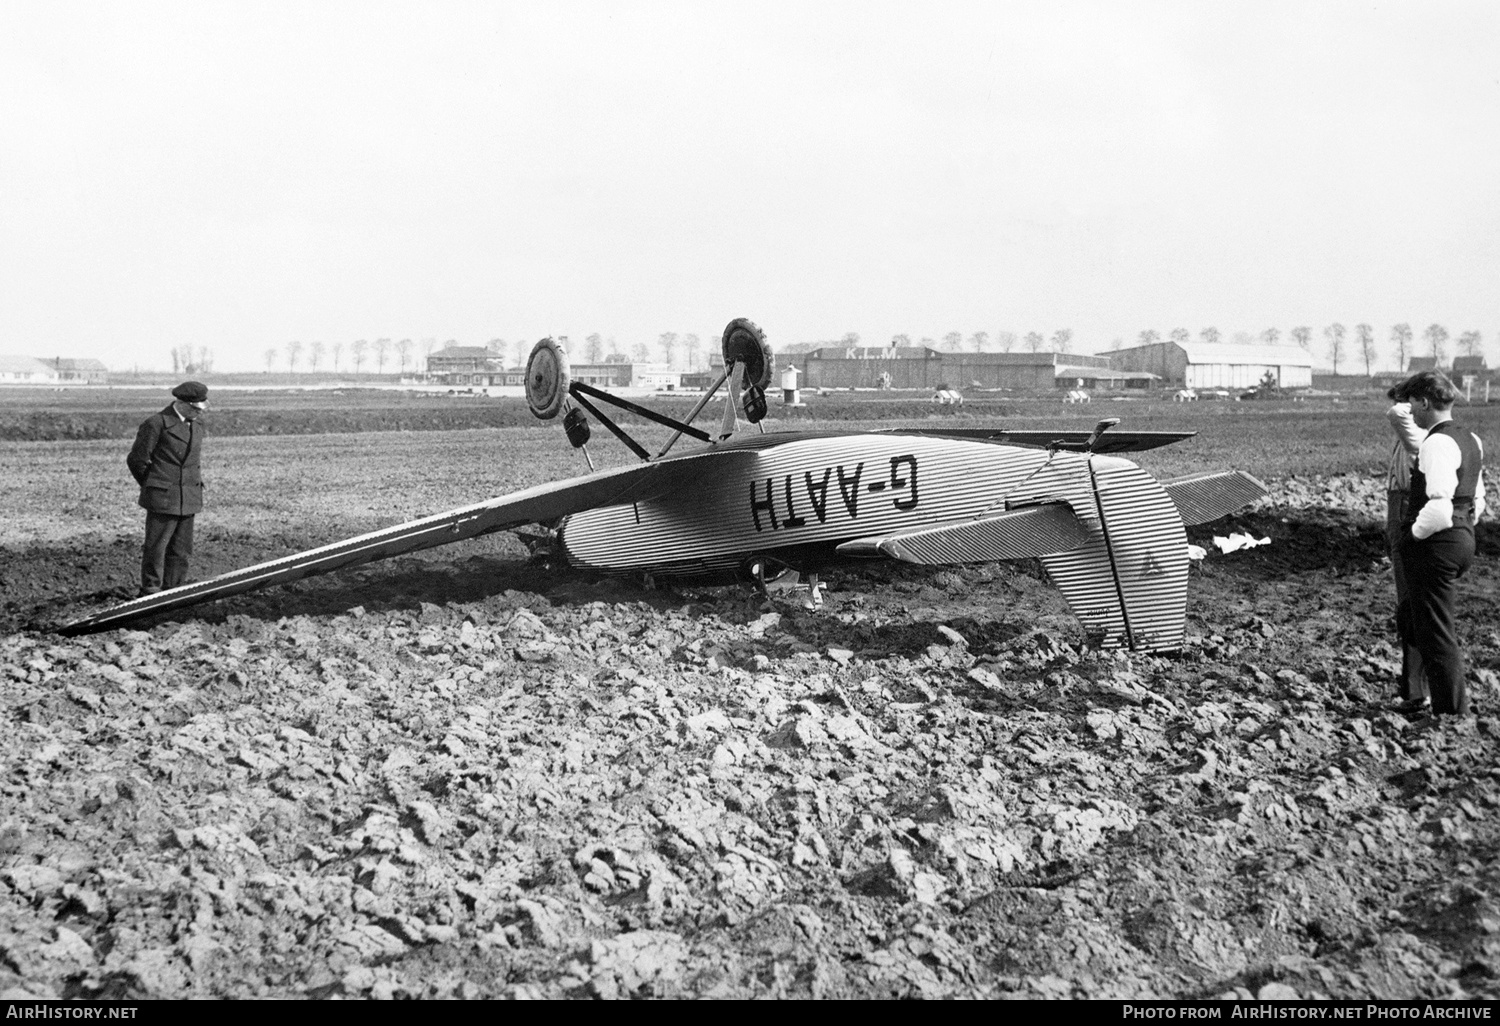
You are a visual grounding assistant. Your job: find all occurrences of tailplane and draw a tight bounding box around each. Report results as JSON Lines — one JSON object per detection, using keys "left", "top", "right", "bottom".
{"left": 1161, "top": 469, "right": 1269, "bottom": 526}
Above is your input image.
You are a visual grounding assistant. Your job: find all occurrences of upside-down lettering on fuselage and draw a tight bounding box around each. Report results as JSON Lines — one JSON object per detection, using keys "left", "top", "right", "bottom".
{"left": 558, "top": 431, "right": 1196, "bottom": 652}
{"left": 562, "top": 432, "right": 1065, "bottom": 574}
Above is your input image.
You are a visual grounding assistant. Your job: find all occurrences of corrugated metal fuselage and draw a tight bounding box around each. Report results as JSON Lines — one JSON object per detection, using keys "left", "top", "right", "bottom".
{"left": 558, "top": 433, "right": 1099, "bottom": 582}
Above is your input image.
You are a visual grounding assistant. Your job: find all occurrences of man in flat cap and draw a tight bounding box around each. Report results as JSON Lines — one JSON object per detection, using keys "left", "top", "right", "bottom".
{"left": 127, "top": 381, "right": 209, "bottom": 595}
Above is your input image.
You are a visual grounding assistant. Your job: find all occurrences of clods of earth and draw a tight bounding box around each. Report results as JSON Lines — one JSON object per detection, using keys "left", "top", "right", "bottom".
{"left": 2, "top": 472, "right": 1499, "bottom": 999}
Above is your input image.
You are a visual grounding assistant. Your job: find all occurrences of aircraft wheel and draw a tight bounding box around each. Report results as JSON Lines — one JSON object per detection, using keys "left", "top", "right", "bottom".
{"left": 721, "top": 318, "right": 773, "bottom": 391}
{"left": 525, "top": 338, "right": 571, "bottom": 420}
{"left": 740, "top": 554, "right": 796, "bottom": 586}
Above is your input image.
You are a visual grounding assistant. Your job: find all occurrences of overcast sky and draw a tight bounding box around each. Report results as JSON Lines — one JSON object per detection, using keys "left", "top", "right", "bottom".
{"left": 2, "top": 0, "right": 1497, "bottom": 372}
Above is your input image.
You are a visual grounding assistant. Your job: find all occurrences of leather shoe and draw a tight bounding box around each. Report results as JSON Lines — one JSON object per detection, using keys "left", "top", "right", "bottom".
{"left": 1391, "top": 696, "right": 1429, "bottom": 715}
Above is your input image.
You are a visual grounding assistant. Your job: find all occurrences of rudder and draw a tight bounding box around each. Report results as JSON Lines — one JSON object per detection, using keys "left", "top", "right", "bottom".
{"left": 1039, "top": 457, "right": 1187, "bottom": 652}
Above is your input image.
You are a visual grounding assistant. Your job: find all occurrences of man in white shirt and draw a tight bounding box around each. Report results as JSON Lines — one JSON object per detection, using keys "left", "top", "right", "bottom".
{"left": 1395, "top": 371, "right": 1487, "bottom": 721}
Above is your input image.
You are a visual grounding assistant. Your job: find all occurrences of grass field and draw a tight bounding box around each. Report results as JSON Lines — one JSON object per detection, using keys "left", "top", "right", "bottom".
{"left": 3, "top": 385, "right": 1495, "bottom": 482}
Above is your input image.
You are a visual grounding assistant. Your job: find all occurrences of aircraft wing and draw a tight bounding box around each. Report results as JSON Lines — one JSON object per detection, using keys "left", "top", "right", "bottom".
{"left": 59, "top": 449, "right": 756, "bottom": 636}
{"left": 879, "top": 428, "right": 1196, "bottom": 453}
{"left": 833, "top": 503, "right": 1090, "bottom": 564}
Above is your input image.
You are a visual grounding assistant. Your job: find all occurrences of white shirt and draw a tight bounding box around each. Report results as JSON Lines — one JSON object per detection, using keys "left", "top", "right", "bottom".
{"left": 1386, "top": 403, "right": 1424, "bottom": 491}
{"left": 1411, "top": 427, "right": 1488, "bottom": 539}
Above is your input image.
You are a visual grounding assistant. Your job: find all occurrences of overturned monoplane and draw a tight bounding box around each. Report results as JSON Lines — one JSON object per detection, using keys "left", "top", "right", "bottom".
{"left": 61, "top": 319, "right": 1266, "bottom": 650}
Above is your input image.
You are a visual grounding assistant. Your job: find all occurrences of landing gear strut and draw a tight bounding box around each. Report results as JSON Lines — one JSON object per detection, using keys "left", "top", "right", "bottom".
{"left": 744, "top": 557, "right": 825, "bottom": 611}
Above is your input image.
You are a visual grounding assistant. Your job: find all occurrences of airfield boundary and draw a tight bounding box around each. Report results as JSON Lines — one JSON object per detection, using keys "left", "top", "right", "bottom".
{"left": 0, "top": 386, "right": 1485, "bottom": 445}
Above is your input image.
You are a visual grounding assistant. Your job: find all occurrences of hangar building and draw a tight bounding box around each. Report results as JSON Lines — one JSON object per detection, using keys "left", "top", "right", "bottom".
{"left": 1106, "top": 341, "right": 1313, "bottom": 390}
{"left": 800, "top": 347, "right": 1130, "bottom": 391}
{"left": 49, "top": 358, "right": 110, "bottom": 383}
{"left": 941, "top": 351, "right": 1118, "bottom": 390}
{"left": 0, "top": 355, "right": 60, "bottom": 384}
{"left": 801, "top": 346, "right": 945, "bottom": 389}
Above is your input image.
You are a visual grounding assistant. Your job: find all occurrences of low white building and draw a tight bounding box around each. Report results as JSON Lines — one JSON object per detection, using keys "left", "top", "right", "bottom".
{"left": 1106, "top": 341, "right": 1313, "bottom": 390}
{"left": 631, "top": 364, "right": 683, "bottom": 390}
{"left": 0, "top": 356, "right": 60, "bottom": 383}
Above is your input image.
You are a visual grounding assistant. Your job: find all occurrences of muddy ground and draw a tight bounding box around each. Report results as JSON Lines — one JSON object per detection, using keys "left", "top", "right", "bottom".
{"left": 1, "top": 425, "right": 1498, "bottom": 1000}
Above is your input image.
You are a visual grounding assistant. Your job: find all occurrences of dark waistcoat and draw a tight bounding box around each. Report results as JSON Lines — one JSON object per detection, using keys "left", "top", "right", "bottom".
{"left": 1404, "top": 420, "right": 1480, "bottom": 531}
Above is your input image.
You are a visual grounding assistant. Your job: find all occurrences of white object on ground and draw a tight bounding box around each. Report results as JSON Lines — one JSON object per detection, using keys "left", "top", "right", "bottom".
{"left": 1211, "top": 532, "right": 1271, "bottom": 554}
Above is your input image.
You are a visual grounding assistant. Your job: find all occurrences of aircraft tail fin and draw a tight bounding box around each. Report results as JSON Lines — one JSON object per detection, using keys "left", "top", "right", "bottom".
{"left": 838, "top": 455, "right": 1189, "bottom": 652}
{"left": 1038, "top": 459, "right": 1188, "bottom": 653}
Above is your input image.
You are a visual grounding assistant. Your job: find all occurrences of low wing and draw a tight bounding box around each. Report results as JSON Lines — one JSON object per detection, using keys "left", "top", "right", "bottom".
{"left": 1161, "top": 469, "right": 1269, "bottom": 526}
{"left": 834, "top": 503, "right": 1090, "bottom": 564}
{"left": 60, "top": 449, "right": 755, "bottom": 636}
{"left": 879, "top": 428, "right": 1196, "bottom": 453}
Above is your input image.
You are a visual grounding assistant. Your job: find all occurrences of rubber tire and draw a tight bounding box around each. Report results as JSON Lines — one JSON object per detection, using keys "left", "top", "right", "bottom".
{"left": 525, "top": 338, "right": 571, "bottom": 420}
{"left": 721, "top": 318, "right": 773, "bottom": 391}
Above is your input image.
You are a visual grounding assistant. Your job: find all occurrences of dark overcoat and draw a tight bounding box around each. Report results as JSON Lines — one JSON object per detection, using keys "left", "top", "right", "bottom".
{"left": 126, "top": 406, "right": 206, "bottom": 515}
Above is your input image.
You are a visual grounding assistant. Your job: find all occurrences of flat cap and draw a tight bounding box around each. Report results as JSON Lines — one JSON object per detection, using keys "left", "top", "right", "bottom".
{"left": 171, "top": 381, "right": 209, "bottom": 403}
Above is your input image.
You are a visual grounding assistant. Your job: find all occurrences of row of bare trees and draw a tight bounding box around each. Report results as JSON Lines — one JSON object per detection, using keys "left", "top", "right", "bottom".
{"left": 884, "top": 331, "right": 1033, "bottom": 352}
{"left": 169, "top": 345, "right": 214, "bottom": 375}
{"left": 1263, "top": 323, "right": 1480, "bottom": 375}
{"left": 866, "top": 324, "right": 1488, "bottom": 374}
{"left": 255, "top": 327, "right": 1082, "bottom": 374}
{"left": 1111, "top": 324, "right": 1484, "bottom": 376}
{"left": 1341, "top": 323, "right": 1484, "bottom": 375}
{"left": 245, "top": 322, "right": 1488, "bottom": 377}
{"left": 255, "top": 333, "right": 716, "bottom": 374}
{"left": 476, "top": 334, "right": 707, "bottom": 371}
{"left": 260, "top": 338, "right": 448, "bottom": 375}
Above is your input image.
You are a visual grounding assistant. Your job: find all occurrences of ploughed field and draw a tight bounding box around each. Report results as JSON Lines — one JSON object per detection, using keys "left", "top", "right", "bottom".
{"left": 2, "top": 393, "right": 1499, "bottom": 1000}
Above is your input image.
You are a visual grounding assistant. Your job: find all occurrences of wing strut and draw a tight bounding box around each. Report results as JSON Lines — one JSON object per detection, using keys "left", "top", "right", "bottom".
{"left": 568, "top": 389, "right": 655, "bottom": 460}
{"left": 570, "top": 381, "right": 714, "bottom": 443}
{"left": 525, "top": 319, "right": 773, "bottom": 463}
{"left": 655, "top": 366, "right": 730, "bottom": 458}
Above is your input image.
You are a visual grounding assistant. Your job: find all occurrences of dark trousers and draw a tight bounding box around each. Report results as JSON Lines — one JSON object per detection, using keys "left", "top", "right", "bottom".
{"left": 1398, "top": 526, "right": 1475, "bottom": 716}
{"left": 1387, "top": 491, "right": 1427, "bottom": 701}
{"left": 142, "top": 512, "right": 194, "bottom": 594}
